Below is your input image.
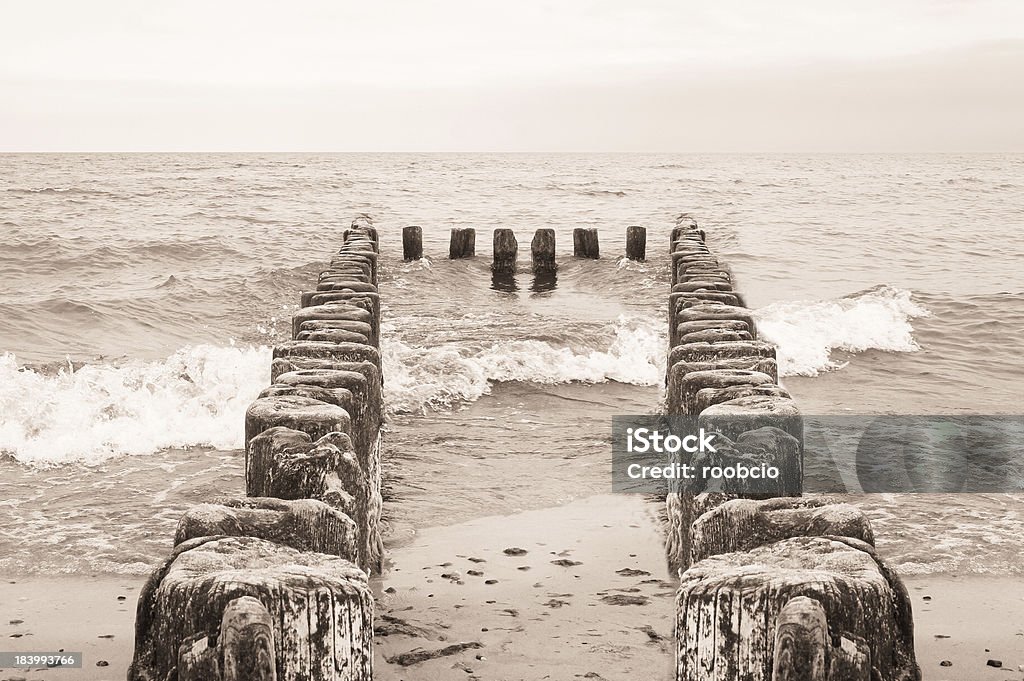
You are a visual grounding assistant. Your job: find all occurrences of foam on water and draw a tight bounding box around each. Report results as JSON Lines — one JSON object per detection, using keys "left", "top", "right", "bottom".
{"left": 0, "top": 316, "right": 666, "bottom": 464}
{"left": 382, "top": 315, "right": 665, "bottom": 413}
{"left": 755, "top": 285, "right": 931, "bottom": 377}
{"left": 0, "top": 344, "right": 270, "bottom": 467}
{"left": 0, "top": 288, "right": 945, "bottom": 465}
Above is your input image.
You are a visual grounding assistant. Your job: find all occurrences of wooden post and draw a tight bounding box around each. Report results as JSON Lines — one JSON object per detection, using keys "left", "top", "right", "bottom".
{"left": 625, "top": 225, "right": 646, "bottom": 261}
{"left": 573, "top": 227, "right": 600, "bottom": 259}
{"left": 348, "top": 215, "right": 378, "bottom": 252}
{"left": 531, "top": 228, "right": 557, "bottom": 273}
{"left": 772, "top": 596, "right": 828, "bottom": 681}
{"left": 403, "top": 225, "right": 422, "bottom": 261}
{"left": 221, "top": 596, "right": 277, "bottom": 681}
{"left": 674, "top": 536, "right": 918, "bottom": 681}
{"left": 671, "top": 215, "right": 699, "bottom": 248}
{"left": 449, "top": 227, "right": 475, "bottom": 259}
{"left": 492, "top": 228, "right": 518, "bottom": 273}
{"left": 175, "top": 498, "right": 361, "bottom": 565}
{"left": 246, "top": 428, "right": 380, "bottom": 574}
{"left": 128, "top": 536, "right": 373, "bottom": 681}
{"left": 244, "top": 395, "right": 351, "bottom": 449}
{"left": 689, "top": 498, "right": 873, "bottom": 566}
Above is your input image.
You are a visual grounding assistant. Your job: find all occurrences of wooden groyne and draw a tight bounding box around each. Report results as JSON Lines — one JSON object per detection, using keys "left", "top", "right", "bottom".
{"left": 394, "top": 225, "right": 649, "bottom": 265}
{"left": 665, "top": 215, "right": 920, "bottom": 681}
{"left": 129, "top": 218, "right": 382, "bottom": 681}
{"left": 118, "top": 214, "right": 922, "bottom": 681}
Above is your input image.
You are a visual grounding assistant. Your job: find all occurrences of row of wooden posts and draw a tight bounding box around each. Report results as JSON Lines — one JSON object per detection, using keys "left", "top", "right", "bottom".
{"left": 402, "top": 225, "right": 649, "bottom": 267}
{"left": 120, "top": 214, "right": 925, "bottom": 680}
{"left": 129, "top": 217, "right": 382, "bottom": 681}
{"left": 663, "top": 215, "right": 921, "bottom": 681}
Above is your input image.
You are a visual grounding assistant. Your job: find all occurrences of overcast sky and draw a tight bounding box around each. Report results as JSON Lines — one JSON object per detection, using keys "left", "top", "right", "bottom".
{"left": 1, "top": 0, "right": 1022, "bottom": 151}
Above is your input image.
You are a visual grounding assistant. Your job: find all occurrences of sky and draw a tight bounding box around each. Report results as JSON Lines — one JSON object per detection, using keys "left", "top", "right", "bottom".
{"left": 1, "top": 0, "right": 1022, "bottom": 151}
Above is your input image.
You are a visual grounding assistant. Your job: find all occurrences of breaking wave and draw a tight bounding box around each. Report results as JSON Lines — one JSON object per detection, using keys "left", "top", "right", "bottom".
{"left": 382, "top": 315, "right": 665, "bottom": 413}
{"left": 0, "top": 345, "right": 271, "bottom": 467}
{"left": 754, "top": 285, "right": 931, "bottom": 377}
{"left": 1, "top": 316, "right": 667, "bottom": 463}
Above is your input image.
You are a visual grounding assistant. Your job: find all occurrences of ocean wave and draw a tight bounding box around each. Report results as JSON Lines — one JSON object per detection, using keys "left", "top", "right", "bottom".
{"left": 382, "top": 315, "right": 665, "bottom": 413}
{"left": 754, "top": 285, "right": 930, "bottom": 377}
{"left": 0, "top": 345, "right": 270, "bottom": 467}
{"left": 0, "top": 316, "right": 666, "bottom": 463}
{"left": 4, "top": 186, "right": 116, "bottom": 197}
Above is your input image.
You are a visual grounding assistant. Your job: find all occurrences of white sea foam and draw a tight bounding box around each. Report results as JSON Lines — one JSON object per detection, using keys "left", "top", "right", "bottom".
{"left": 1, "top": 316, "right": 666, "bottom": 463}
{"left": 382, "top": 315, "right": 665, "bottom": 413}
{"left": 0, "top": 344, "right": 271, "bottom": 466}
{"left": 754, "top": 285, "right": 930, "bottom": 377}
{"left": 3, "top": 289, "right": 926, "bottom": 464}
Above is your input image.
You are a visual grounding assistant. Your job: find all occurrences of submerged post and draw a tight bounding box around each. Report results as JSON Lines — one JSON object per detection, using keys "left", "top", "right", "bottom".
{"left": 449, "top": 228, "right": 476, "bottom": 259}
{"left": 492, "top": 228, "right": 518, "bottom": 273}
{"left": 573, "top": 227, "right": 599, "bottom": 259}
{"left": 626, "top": 225, "right": 646, "bottom": 261}
{"left": 403, "top": 225, "right": 422, "bottom": 261}
{"left": 531, "top": 228, "right": 556, "bottom": 273}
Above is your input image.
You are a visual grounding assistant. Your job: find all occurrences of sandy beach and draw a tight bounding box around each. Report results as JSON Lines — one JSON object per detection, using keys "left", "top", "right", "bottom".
{"left": 3, "top": 498, "right": 1022, "bottom": 681}
{"left": 904, "top": 576, "right": 1024, "bottom": 681}
{"left": 372, "top": 495, "right": 676, "bottom": 681}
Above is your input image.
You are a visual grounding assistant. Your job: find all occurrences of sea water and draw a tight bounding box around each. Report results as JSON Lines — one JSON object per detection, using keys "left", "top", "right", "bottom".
{"left": 0, "top": 153, "right": 1021, "bottom": 576}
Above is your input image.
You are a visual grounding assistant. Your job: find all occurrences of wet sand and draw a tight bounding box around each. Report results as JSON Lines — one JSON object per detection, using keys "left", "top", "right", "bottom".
{"left": 373, "top": 494, "right": 676, "bottom": 681}
{"left": 2, "top": 506, "right": 1023, "bottom": 680}
{"left": 0, "top": 576, "right": 138, "bottom": 680}
{"left": 904, "top": 575, "right": 1024, "bottom": 681}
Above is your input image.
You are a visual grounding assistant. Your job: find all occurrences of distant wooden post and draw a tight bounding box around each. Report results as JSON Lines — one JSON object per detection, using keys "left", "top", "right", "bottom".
{"left": 449, "top": 228, "right": 476, "bottom": 259}
{"left": 671, "top": 215, "right": 699, "bottom": 248}
{"left": 403, "top": 226, "right": 422, "bottom": 261}
{"left": 531, "top": 228, "right": 557, "bottom": 273}
{"left": 347, "top": 215, "right": 378, "bottom": 252}
{"left": 626, "top": 225, "right": 646, "bottom": 261}
{"left": 492, "top": 228, "right": 518, "bottom": 273}
{"left": 573, "top": 227, "right": 599, "bottom": 259}
{"left": 771, "top": 596, "right": 828, "bottom": 681}
{"left": 221, "top": 597, "right": 276, "bottom": 681}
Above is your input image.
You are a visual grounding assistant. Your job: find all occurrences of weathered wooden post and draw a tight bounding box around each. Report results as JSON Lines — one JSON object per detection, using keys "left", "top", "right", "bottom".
{"left": 175, "top": 498, "right": 360, "bottom": 564}
{"left": 675, "top": 536, "right": 918, "bottom": 681}
{"left": 531, "top": 228, "right": 557, "bottom": 273}
{"left": 671, "top": 214, "right": 699, "bottom": 248}
{"left": 678, "top": 368, "right": 776, "bottom": 415}
{"left": 573, "top": 227, "right": 600, "bottom": 258}
{"left": 129, "top": 536, "right": 373, "bottom": 681}
{"left": 348, "top": 215, "right": 378, "bottom": 252}
{"left": 492, "top": 228, "right": 518, "bottom": 273}
{"left": 244, "top": 395, "right": 351, "bottom": 448}
{"left": 403, "top": 225, "right": 423, "bottom": 261}
{"left": 449, "top": 227, "right": 475, "bottom": 259}
{"left": 625, "top": 225, "right": 646, "bottom": 261}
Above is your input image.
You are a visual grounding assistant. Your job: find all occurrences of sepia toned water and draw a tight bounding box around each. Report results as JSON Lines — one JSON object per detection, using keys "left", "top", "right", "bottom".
{"left": 0, "top": 153, "right": 1021, "bottom": 577}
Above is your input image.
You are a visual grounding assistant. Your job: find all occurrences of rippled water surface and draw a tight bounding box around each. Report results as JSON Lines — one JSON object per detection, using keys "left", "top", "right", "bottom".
{"left": 0, "top": 153, "right": 1021, "bottom": 575}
